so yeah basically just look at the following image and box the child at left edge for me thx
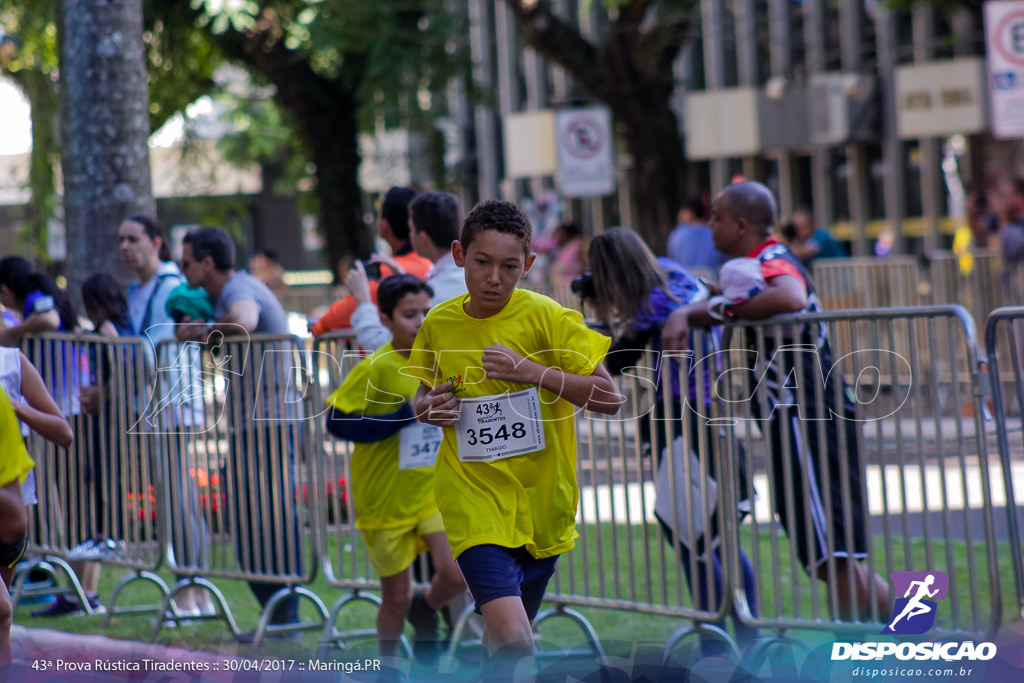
[0,385,35,667]
[324,274,466,661]
[406,199,624,669]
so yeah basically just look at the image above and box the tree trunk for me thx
[609,84,687,254]
[205,23,370,282]
[60,0,154,294]
[288,78,368,278]
[503,0,690,254]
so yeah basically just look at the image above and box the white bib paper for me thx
[455,389,546,462]
[398,422,443,470]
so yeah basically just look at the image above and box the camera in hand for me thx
[362,260,382,280]
[570,271,595,300]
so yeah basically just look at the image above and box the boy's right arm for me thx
[412,382,459,427]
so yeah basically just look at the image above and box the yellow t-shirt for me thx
[0,387,34,488]
[326,342,438,531]
[405,288,611,559]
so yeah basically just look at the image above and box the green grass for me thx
[14,525,1020,666]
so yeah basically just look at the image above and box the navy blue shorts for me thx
[456,545,558,621]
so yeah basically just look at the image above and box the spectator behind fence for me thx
[407,200,623,675]
[546,222,587,285]
[0,387,36,666]
[662,181,890,622]
[587,227,758,646]
[0,256,80,424]
[0,257,77,347]
[966,189,999,250]
[345,191,468,352]
[666,198,725,272]
[35,273,135,617]
[118,214,213,619]
[175,226,304,636]
[325,274,466,662]
[249,248,288,303]
[784,208,847,269]
[995,178,1024,270]
[311,186,431,336]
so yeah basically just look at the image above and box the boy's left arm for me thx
[482,344,623,415]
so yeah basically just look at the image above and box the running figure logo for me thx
[882,571,949,635]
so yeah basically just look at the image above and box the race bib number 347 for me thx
[455,389,546,462]
[399,422,443,470]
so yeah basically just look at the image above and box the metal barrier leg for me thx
[100,569,170,629]
[662,622,742,666]
[149,577,242,642]
[318,589,412,660]
[438,601,481,673]
[10,558,60,610]
[532,604,607,663]
[13,555,101,615]
[742,633,813,679]
[248,585,329,647]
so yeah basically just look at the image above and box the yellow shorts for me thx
[362,511,445,578]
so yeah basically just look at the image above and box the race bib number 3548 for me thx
[455,389,546,462]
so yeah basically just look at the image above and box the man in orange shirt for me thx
[311,186,431,335]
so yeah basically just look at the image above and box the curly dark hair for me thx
[460,199,532,257]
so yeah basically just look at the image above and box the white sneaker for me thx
[94,539,127,560]
[66,540,100,561]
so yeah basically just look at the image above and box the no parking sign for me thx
[985,0,1024,138]
[555,107,615,198]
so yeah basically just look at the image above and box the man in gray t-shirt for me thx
[176,226,303,630]
[214,270,290,334]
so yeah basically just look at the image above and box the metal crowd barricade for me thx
[147,334,327,644]
[15,333,163,618]
[812,256,924,311]
[717,306,1001,640]
[306,330,393,654]
[982,307,1024,619]
[930,250,1007,334]
[538,332,739,661]
[519,279,582,311]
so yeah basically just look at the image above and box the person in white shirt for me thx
[347,192,468,351]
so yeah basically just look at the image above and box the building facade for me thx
[459,1,1024,255]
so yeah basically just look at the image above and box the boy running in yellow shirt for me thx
[325,275,466,659]
[407,200,623,668]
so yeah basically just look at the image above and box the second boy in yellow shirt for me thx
[326,274,465,660]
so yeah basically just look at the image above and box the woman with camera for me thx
[586,227,757,645]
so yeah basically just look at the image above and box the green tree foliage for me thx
[1,1,61,260]
[179,0,468,275]
[3,0,465,276]
[503,0,699,251]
